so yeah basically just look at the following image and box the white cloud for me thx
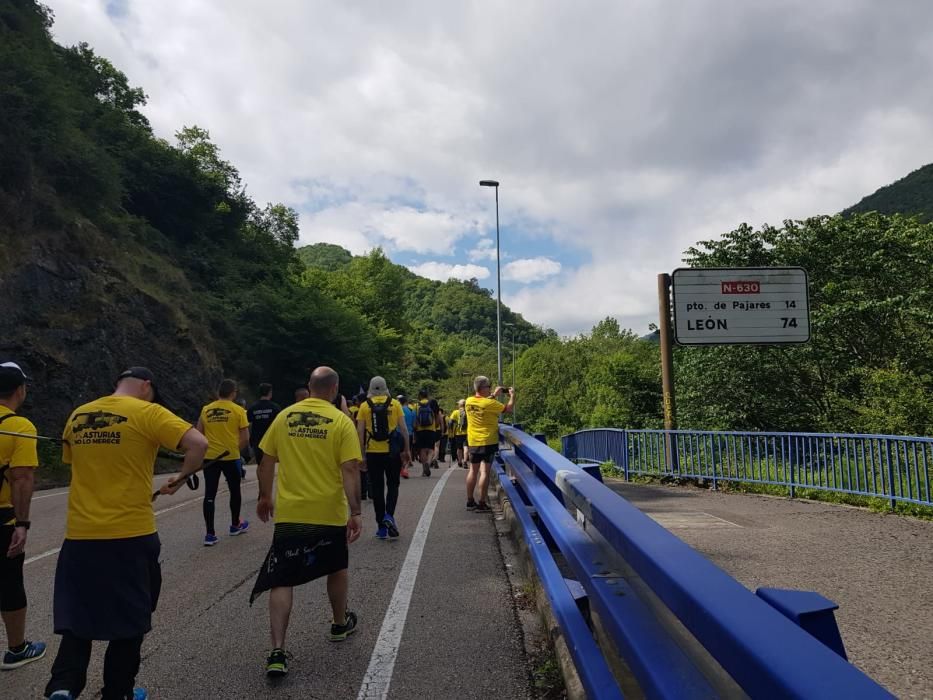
[409,262,490,282]
[468,238,497,262]
[502,257,562,283]
[46,0,933,334]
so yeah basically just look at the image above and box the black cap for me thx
[0,362,29,393]
[116,366,161,403]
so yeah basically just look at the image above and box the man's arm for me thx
[357,420,367,460]
[256,452,277,522]
[503,388,516,414]
[340,458,363,543]
[238,426,250,450]
[160,428,209,494]
[7,467,35,557]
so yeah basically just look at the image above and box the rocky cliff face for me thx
[0,220,222,434]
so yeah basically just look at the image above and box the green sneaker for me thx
[266,648,289,677]
[330,611,358,642]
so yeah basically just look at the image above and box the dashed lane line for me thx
[357,467,454,700]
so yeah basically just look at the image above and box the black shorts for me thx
[414,431,437,450]
[0,525,26,612]
[469,444,499,465]
[452,436,466,451]
[250,523,348,605]
[53,534,162,640]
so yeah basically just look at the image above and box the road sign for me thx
[672,267,810,345]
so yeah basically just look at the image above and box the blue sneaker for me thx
[204,533,219,546]
[229,519,249,536]
[382,514,399,538]
[1,640,46,670]
[134,689,149,700]
[375,526,388,539]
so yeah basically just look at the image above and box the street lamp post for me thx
[504,322,517,424]
[461,371,473,397]
[479,179,503,385]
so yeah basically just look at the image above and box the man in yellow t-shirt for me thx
[0,362,46,670]
[447,398,468,469]
[356,377,409,539]
[46,366,208,700]
[412,390,440,477]
[465,376,515,512]
[251,366,363,678]
[197,379,250,545]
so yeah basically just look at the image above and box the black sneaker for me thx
[330,611,358,642]
[266,648,289,677]
[474,502,492,512]
[466,499,477,510]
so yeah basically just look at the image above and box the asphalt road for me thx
[607,480,933,700]
[4,463,530,700]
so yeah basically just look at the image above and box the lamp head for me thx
[479,180,499,187]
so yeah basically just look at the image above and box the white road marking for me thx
[646,511,741,529]
[357,468,454,700]
[24,546,61,565]
[31,474,178,501]
[24,480,259,566]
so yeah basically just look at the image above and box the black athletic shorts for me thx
[452,436,466,451]
[469,444,499,465]
[0,525,26,612]
[414,430,437,450]
[250,523,348,605]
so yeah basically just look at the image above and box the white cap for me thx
[368,376,389,397]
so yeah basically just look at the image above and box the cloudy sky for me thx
[48,0,933,334]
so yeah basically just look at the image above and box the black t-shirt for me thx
[247,399,281,446]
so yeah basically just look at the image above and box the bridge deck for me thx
[9,466,530,700]
[607,480,933,699]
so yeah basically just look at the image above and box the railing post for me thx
[621,430,630,481]
[789,436,797,499]
[885,439,896,511]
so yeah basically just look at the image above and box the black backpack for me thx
[416,401,435,429]
[457,409,467,432]
[367,399,391,442]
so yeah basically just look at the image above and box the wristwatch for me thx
[15,521,30,530]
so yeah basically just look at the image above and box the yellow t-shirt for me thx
[200,399,248,460]
[356,397,403,454]
[465,396,505,447]
[0,407,39,525]
[349,405,359,422]
[258,398,362,526]
[62,395,192,539]
[448,408,467,437]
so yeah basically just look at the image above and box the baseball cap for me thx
[116,366,161,403]
[0,362,29,393]
[368,376,389,397]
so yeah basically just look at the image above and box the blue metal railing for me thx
[561,428,933,508]
[499,426,893,698]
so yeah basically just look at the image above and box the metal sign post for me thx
[657,273,678,473]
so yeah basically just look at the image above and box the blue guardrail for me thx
[561,428,933,509]
[498,425,893,699]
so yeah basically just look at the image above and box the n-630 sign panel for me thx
[672,267,810,345]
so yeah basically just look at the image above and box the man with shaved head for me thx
[45,366,208,700]
[251,366,363,678]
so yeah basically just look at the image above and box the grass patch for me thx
[531,647,566,699]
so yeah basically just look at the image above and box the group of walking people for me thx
[0,359,514,698]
